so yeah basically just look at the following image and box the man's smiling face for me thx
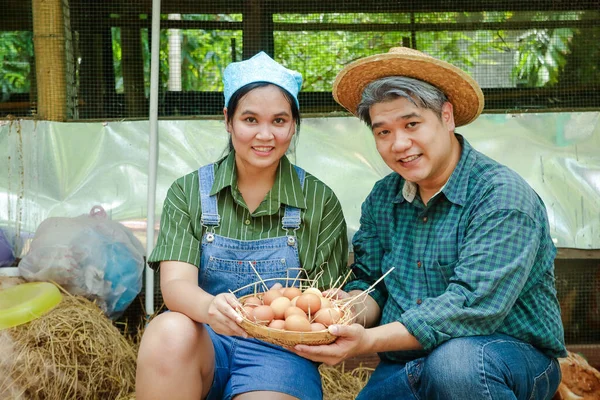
[369,97,458,195]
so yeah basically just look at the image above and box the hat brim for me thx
[333,52,484,127]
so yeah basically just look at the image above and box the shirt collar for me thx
[397,134,474,206]
[210,152,307,210]
[210,152,237,195]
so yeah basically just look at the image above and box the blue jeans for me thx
[205,326,322,400]
[357,334,561,400]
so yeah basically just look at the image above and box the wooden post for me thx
[32,0,67,121]
[243,0,274,59]
[121,15,147,117]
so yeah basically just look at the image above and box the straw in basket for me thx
[231,263,393,347]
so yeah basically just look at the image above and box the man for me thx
[294,47,567,399]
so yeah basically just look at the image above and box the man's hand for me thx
[322,287,351,300]
[290,323,371,365]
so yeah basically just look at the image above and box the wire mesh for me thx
[2,0,599,367]
[1,1,599,119]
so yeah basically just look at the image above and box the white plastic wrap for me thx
[18,206,145,318]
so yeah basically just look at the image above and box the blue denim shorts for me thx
[205,325,322,400]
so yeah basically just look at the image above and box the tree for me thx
[0,32,33,101]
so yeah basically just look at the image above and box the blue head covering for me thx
[223,51,303,109]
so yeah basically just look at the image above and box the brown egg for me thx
[296,293,321,316]
[269,296,292,319]
[310,322,327,331]
[284,306,308,319]
[282,287,303,301]
[285,315,312,332]
[313,308,341,326]
[303,287,322,297]
[262,289,283,306]
[241,306,255,318]
[291,296,299,307]
[244,296,262,307]
[252,305,274,325]
[268,319,286,330]
[320,297,332,309]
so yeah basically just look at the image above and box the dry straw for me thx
[234,275,352,346]
[232,266,353,346]
[0,289,137,400]
[233,266,394,347]
[320,363,373,400]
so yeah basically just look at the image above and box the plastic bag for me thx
[18,206,145,319]
[0,228,15,268]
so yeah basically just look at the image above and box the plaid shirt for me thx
[345,135,567,362]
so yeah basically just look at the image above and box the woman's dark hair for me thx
[225,82,301,151]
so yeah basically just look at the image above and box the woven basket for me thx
[236,292,341,347]
[233,271,352,346]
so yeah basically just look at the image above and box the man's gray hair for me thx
[356,76,449,128]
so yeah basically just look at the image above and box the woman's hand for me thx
[206,292,248,338]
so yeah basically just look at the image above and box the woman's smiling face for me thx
[226,84,296,172]
[369,97,459,194]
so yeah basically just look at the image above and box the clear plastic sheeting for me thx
[1,112,599,258]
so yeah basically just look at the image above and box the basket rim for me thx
[239,317,337,345]
[235,291,349,345]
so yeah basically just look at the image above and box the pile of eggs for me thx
[238,286,343,332]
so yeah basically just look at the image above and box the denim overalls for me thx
[197,163,322,400]
[198,163,305,295]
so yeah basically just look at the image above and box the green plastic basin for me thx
[0,282,62,330]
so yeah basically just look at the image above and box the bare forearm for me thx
[365,321,423,353]
[161,278,214,323]
[346,291,422,354]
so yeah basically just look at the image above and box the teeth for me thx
[401,155,419,162]
[254,147,272,152]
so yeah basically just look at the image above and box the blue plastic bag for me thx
[18,206,145,319]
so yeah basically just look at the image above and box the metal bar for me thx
[145,0,161,316]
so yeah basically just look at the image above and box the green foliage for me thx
[176,28,242,91]
[1,10,597,104]
[512,28,571,87]
[138,14,243,94]
[112,28,124,93]
[0,31,33,99]
[556,13,600,86]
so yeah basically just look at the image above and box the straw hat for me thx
[333,47,484,127]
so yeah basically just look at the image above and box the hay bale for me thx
[320,363,373,400]
[0,292,137,399]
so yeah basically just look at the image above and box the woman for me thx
[136,52,348,400]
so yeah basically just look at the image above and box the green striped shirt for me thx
[149,152,349,289]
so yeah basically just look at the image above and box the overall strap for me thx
[199,164,220,227]
[282,165,306,231]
